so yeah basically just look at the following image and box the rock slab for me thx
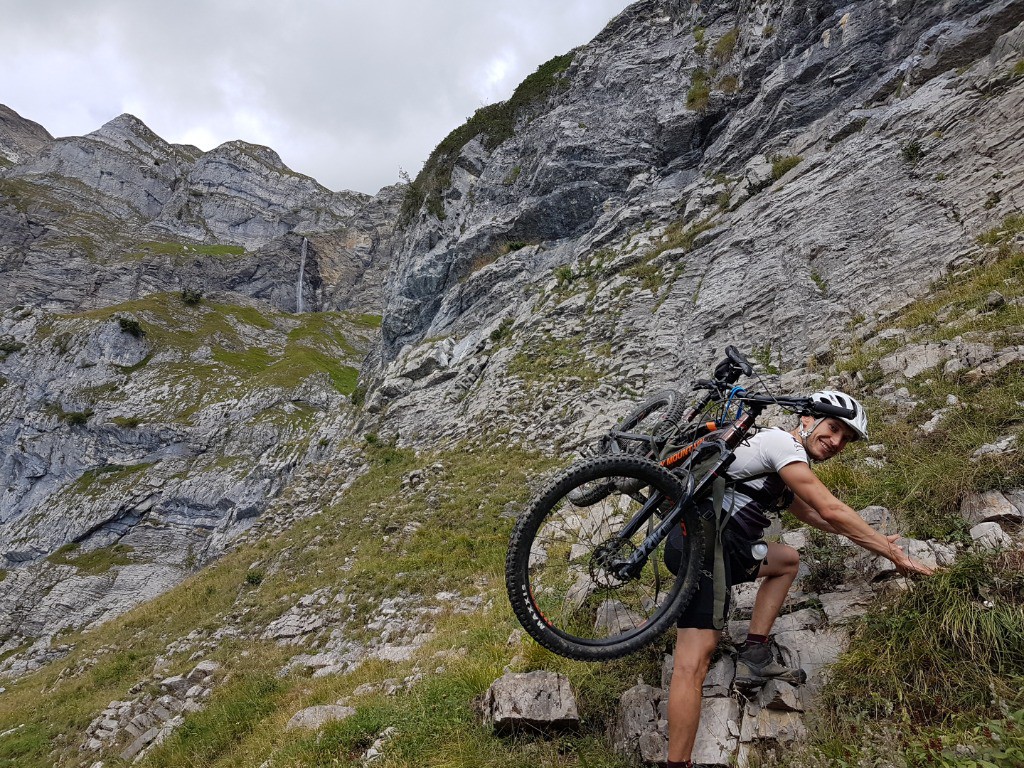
[482,671,580,734]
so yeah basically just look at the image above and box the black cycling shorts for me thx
[664,516,765,630]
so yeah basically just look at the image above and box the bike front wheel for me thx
[506,454,704,661]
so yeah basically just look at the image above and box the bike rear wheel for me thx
[615,388,687,455]
[506,454,704,661]
[567,389,687,506]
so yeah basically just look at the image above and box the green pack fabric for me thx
[710,472,729,630]
[676,442,734,630]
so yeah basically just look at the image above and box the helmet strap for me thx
[799,418,824,440]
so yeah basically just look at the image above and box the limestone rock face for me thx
[0,107,399,316]
[0,296,375,642]
[0,99,402,643]
[365,0,1024,451]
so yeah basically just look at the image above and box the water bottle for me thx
[751,541,769,560]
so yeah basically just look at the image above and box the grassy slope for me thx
[784,217,1024,767]
[64,293,373,423]
[0,444,657,768]
[1,224,1021,767]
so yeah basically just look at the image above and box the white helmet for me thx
[808,390,869,440]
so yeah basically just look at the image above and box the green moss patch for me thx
[47,543,135,575]
[69,297,370,419]
[508,332,608,385]
[65,463,154,500]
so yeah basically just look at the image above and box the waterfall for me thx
[296,237,307,314]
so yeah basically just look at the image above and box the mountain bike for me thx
[504,347,856,661]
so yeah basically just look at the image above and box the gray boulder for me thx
[970,521,1013,551]
[286,704,357,731]
[610,684,667,764]
[693,696,742,767]
[960,490,1024,525]
[482,671,580,734]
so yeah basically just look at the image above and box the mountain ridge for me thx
[0,2,1023,764]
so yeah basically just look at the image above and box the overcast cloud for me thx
[0,0,630,194]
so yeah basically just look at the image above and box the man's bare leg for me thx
[747,542,799,636]
[667,627,720,762]
[735,542,805,690]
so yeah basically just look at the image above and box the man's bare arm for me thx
[787,495,839,534]
[779,461,934,576]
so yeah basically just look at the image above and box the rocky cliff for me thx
[0,105,51,166]
[367,0,1024,452]
[0,109,398,314]
[0,107,398,642]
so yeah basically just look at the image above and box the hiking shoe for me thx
[734,643,807,691]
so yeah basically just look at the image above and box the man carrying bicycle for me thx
[665,391,935,768]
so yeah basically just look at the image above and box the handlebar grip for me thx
[725,346,753,376]
[810,401,856,420]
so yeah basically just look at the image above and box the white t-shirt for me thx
[722,428,808,538]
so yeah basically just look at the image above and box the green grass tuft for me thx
[508,333,608,385]
[712,29,739,63]
[770,154,803,181]
[901,139,925,164]
[686,69,711,111]
[823,552,1024,723]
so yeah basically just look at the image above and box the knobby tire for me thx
[616,389,687,446]
[506,454,704,661]
[566,389,687,507]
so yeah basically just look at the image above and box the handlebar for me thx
[805,400,857,420]
[693,347,855,420]
[694,378,727,391]
[733,393,856,420]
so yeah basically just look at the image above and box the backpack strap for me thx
[677,441,739,631]
[730,471,793,512]
[711,472,730,631]
[710,473,787,630]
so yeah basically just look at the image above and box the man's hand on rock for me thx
[885,534,935,577]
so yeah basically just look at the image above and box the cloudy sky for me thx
[0,0,630,194]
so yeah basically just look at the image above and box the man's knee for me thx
[763,543,799,577]
[780,544,800,574]
[672,630,718,681]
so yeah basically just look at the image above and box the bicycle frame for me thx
[504,345,863,659]
[586,342,860,583]
[606,403,766,581]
